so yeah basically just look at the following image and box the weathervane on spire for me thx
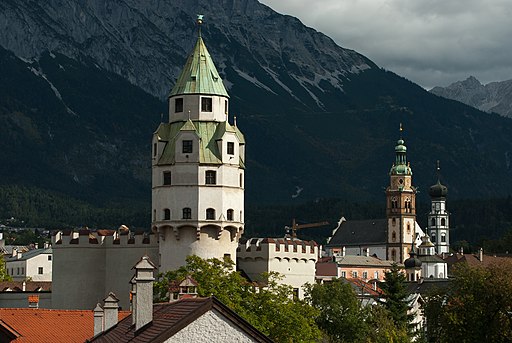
[436,160,441,180]
[197,14,204,37]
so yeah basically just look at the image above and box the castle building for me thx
[386,136,417,263]
[151,18,245,272]
[427,164,450,254]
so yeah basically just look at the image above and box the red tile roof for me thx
[0,308,129,343]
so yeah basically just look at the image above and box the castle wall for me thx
[51,230,158,310]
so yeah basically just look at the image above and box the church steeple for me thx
[427,161,450,254]
[386,125,417,263]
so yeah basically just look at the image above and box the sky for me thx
[259,0,512,89]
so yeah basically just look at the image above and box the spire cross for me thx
[436,160,441,181]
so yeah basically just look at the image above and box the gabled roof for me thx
[88,297,273,343]
[156,121,245,167]
[5,248,52,262]
[169,37,229,98]
[327,219,387,247]
[0,308,129,343]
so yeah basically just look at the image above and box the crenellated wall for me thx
[51,228,158,310]
[237,238,318,299]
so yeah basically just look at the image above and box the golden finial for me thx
[196,14,204,37]
[399,123,403,132]
[234,115,237,127]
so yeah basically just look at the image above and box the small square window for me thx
[182,140,193,154]
[48,255,52,261]
[227,142,234,155]
[341,271,346,278]
[175,98,183,113]
[206,208,215,220]
[38,267,43,274]
[206,170,216,185]
[201,97,212,112]
[163,171,172,185]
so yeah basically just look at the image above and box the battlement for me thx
[237,238,319,261]
[52,226,156,248]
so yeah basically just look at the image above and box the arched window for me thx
[392,231,396,242]
[391,249,397,261]
[407,223,411,234]
[431,218,436,227]
[153,209,156,221]
[441,218,446,226]
[441,233,446,243]
[227,209,234,221]
[182,208,192,219]
[431,234,436,243]
[206,208,215,220]
[163,209,171,220]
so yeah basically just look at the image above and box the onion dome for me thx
[404,246,422,269]
[390,138,412,175]
[429,179,448,199]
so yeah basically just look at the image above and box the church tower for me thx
[386,128,417,263]
[427,162,449,254]
[152,16,245,272]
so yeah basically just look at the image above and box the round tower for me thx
[152,16,245,272]
[386,125,417,263]
[427,161,450,254]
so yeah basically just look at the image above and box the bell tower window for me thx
[175,98,183,113]
[201,97,212,112]
[227,142,234,155]
[441,218,446,226]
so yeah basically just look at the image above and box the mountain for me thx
[1,0,512,229]
[430,76,512,118]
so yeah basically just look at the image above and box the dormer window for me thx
[201,97,212,112]
[175,98,183,113]
[227,142,234,155]
[182,140,193,154]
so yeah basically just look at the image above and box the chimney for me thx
[17,251,22,259]
[22,281,26,291]
[93,303,104,336]
[133,255,156,331]
[342,246,346,257]
[103,292,119,331]
[130,275,137,326]
[28,295,39,308]
[479,248,483,262]
[44,242,50,249]
[12,248,17,257]
[365,248,370,257]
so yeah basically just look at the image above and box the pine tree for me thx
[380,263,411,331]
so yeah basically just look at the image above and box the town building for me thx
[4,246,52,282]
[237,238,319,299]
[151,16,245,273]
[325,135,425,262]
[316,254,397,282]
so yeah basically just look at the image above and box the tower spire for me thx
[196,14,203,38]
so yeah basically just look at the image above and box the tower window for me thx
[227,209,234,221]
[392,231,396,242]
[432,234,436,243]
[407,223,411,234]
[182,208,192,219]
[163,209,171,220]
[201,97,212,112]
[391,250,397,262]
[163,171,172,185]
[175,98,184,113]
[205,170,217,185]
[206,208,215,220]
[153,143,157,157]
[441,233,446,243]
[182,140,193,153]
[239,173,243,187]
[431,218,436,227]
[153,210,156,221]
[224,100,228,114]
[441,218,446,226]
[227,142,235,155]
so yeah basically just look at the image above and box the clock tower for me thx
[386,131,417,263]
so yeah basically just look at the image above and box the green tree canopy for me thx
[0,254,12,281]
[154,255,321,343]
[380,264,411,332]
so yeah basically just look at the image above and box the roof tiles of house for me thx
[444,252,512,272]
[0,308,130,343]
[333,255,396,267]
[89,297,273,343]
[327,219,387,246]
[5,248,52,262]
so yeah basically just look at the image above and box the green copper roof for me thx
[169,37,229,98]
[156,121,245,167]
[390,138,412,175]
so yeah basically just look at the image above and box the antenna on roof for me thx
[196,14,204,38]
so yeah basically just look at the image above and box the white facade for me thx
[5,248,52,282]
[417,235,448,279]
[428,196,450,254]
[237,238,319,299]
[168,310,260,343]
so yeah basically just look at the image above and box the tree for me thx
[0,254,12,281]
[364,305,410,343]
[423,261,512,343]
[305,279,367,343]
[155,255,321,343]
[380,264,411,332]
